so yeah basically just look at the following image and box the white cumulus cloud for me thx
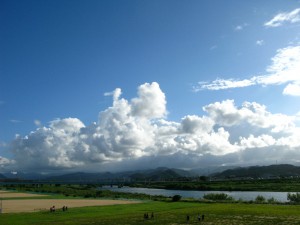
[203,100,295,133]
[283,82,300,96]
[4,82,300,172]
[131,82,167,119]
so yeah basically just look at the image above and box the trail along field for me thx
[1,199,140,213]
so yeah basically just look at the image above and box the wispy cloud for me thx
[194,45,300,96]
[256,40,264,46]
[210,45,217,51]
[34,120,42,127]
[234,23,248,31]
[264,8,300,27]
[195,78,256,91]
[10,119,22,123]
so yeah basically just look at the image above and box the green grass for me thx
[1,201,300,225]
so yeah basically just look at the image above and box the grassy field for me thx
[1,201,300,225]
[1,185,300,224]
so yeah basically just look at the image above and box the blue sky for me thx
[1,0,300,173]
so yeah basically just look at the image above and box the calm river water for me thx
[101,186,293,202]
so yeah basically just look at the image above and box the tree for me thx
[255,195,266,203]
[287,193,300,203]
[199,176,208,181]
[172,195,182,202]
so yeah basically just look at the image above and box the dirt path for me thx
[1,199,140,213]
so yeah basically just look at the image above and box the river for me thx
[101,186,293,202]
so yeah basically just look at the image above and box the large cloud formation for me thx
[5,82,300,172]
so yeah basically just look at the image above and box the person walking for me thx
[186,214,190,223]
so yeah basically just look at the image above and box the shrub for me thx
[84,194,92,198]
[267,197,278,204]
[287,192,300,203]
[199,176,208,181]
[203,193,234,201]
[172,195,182,202]
[255,195,266,203]
[95,191,102,197]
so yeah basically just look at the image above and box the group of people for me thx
[186,214,205,223]
[142,212,204,222]
[49,205,68,212]
[143,212,154,220]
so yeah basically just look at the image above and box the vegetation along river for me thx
[101,186,293,202]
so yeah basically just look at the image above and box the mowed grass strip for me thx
[1,201,300,225]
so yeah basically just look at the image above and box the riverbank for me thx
[102,186,293,202]
[130,178,300,192]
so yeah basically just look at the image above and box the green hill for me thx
[214,164,300,179]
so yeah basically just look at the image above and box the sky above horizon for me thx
[1,0,300,173]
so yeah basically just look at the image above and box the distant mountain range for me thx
[0,167,195,182]
[45,167,194,182]
[213,164,300,179]
[1,164,300,182]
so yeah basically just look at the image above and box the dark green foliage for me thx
[255,195,266,203]
[131,178,300,192]
[287,192,300,203]
[267,197,279,204]
[199,175,208,181]
[172,194,181,202]
[203,193,234,201]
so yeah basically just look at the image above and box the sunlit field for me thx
[1,198,300,225]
